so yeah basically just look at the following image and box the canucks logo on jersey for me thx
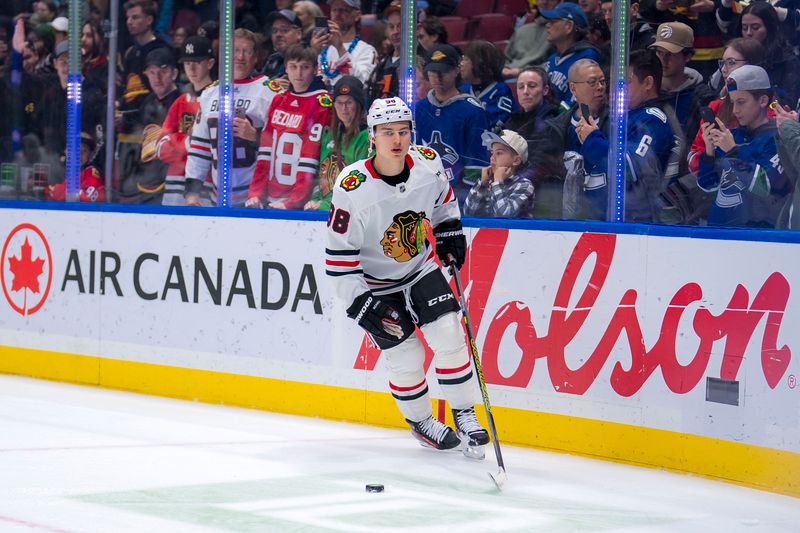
[340,169,367,191]
[381,211,428,263]
[425,131,458,167]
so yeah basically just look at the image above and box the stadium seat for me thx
[450,40,469,53]
[437,16,469,42]
[472,13,515,41]
[172,9,201,34]
[454,1,494,18]
[495,0,530,17]
[506,81,518,104]
[495,39,510,54]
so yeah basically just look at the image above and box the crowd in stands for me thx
[1,0,800,228]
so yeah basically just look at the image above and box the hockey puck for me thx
[365,483,384,493]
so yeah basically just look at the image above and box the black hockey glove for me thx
[433,219,466,269]
[347,292,406,342]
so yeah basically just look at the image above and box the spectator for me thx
[416,16,448,55]
[263,9,303,79]
[185,29,278,207]
[235,0,261,33]
[81,20,108,95]
[172,26,189,50]
[689,38,766,176]
[738,1,800,107]
[158,36,215,206]
[415,55,430,100]
[718,0,800,49]
[45,131,105,202]
[501,0,553,80]
[120,0,170,114]
[579,0,602,16]
[366,0,401,104]
[415,44,490,206]
[315,0,378,86]
[649,22,715,153]
[504,66,558,140]
[465,129,535,218]
[698,65,791,227]
[247,44,332,210]
[533,58,609,219]
[540,2,602,111]
[309,75,369,211]
[293,1,325,44]
[774,103,800,228]
[50,16,67,47]
[459,40,518,131]
[119,47,181,204]
[640,0,722,81]
[576,49,680,222]
[601,1,655,52]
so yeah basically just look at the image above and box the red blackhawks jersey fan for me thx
[184,29,280,207]
[247,44,332,210]
[325,96,491,456]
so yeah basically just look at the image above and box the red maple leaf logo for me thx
[8,237,45,294]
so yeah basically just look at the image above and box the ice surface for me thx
[0,375,797,532]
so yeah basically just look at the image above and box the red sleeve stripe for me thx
[389,379,427,392]
[443,187,454,204]
[325,259,360,267]
[436,361,472,375]
[190,144,211,152]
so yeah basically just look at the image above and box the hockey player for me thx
[184,29,280,207]
[246,44,331,210]
[158,36,215,206]
[325,97,490,453]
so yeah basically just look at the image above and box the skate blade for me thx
[489,467,507,490]
[461,441,486,460]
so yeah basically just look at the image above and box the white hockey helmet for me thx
[367,97,415,134]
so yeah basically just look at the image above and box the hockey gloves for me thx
[433,219,466,269]
[347,292,408,342]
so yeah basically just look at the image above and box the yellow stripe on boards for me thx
[1,345,798,498]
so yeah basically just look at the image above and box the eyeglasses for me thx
[718,58,746,69]
[375,128,411,138]
[573,78,607,88]
[334,99,356,108]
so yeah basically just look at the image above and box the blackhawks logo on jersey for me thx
[340,169,367,191]
[266,79,283,92]
[416,146,436,160]
[380,211,429,263]
[317,93,333,108]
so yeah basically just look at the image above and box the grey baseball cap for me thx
[726,65,771,92]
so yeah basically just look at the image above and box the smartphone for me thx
[699,106,718,128]
[580,103,591,121]
[314,16,329,33]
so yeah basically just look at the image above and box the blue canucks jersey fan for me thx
[540,2,602,111]
[416,44,490,207]
[698,66,791,228]
[576,50,681,222]
[458,40,518,131]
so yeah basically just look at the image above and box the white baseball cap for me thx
[51,17,69,33]
[481,130,529,164]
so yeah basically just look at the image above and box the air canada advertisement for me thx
[1,209,798,453]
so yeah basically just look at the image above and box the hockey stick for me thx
[447,256,507,490]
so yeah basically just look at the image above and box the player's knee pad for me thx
[420,311,469,368]
[382,333,426,384]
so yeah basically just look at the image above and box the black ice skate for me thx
[407,416,461,450]
[453,407,490,460]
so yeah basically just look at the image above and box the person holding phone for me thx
[698,66,791,228]
[315,0,377,86]
[576,50,681,222]
[262,9,303,79]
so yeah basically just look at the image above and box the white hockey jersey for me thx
[185,76,282,207]
[325,145,460,308]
